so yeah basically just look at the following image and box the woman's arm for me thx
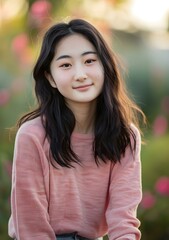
[9,127,56,240]
[106,126,142,240]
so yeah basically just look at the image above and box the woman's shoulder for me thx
[129,124,142,158]
[17,116,46,141]
[130,123,141,143]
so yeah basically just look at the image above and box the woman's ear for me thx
[45,71,57,88]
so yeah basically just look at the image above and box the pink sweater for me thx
[8,117,142,240]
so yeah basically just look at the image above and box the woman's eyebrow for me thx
[81,51,97,56]
[56,51,97,61]
[56,55,71,61]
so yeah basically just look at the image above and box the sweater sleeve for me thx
[8,128,56,240]
[106,127,142,240]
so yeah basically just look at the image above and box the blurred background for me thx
[0,0,169,239]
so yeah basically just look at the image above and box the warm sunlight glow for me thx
[130,0,169,30]
[0,0,28,21]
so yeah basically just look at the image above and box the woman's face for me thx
[46,33,104,109]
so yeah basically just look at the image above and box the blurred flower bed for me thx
[0,0,169,239]
[138,134,169,240]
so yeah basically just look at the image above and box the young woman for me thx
[8,19,146,240]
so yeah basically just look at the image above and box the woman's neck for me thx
[67,101,96,134]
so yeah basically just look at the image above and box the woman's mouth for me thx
[73,84,93,91]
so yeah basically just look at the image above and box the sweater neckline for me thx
[71,131,94,140]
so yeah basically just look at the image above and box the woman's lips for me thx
[73,84,93,90]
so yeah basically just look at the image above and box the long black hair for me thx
[18,18,146,168]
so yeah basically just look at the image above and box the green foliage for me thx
[141,135,169,189]
[0,159,11,240]
[138,135,169,240]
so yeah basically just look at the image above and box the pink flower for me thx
[11,33,28,55]
[155,177,169,196]
[0,89,10,106]
[29,0,51,29]
[30,0,51,19]
[11,33,32,66]
[153,115,168,136]
[140,191,156,209]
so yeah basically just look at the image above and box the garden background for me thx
[0,0,169,239]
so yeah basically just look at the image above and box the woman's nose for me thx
[74,65,87,81]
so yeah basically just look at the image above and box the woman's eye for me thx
[60,63,71,68]
[85,59,96,64]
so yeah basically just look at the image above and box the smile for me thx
[73,84,93,90]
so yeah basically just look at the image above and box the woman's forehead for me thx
[54,34,96,57]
